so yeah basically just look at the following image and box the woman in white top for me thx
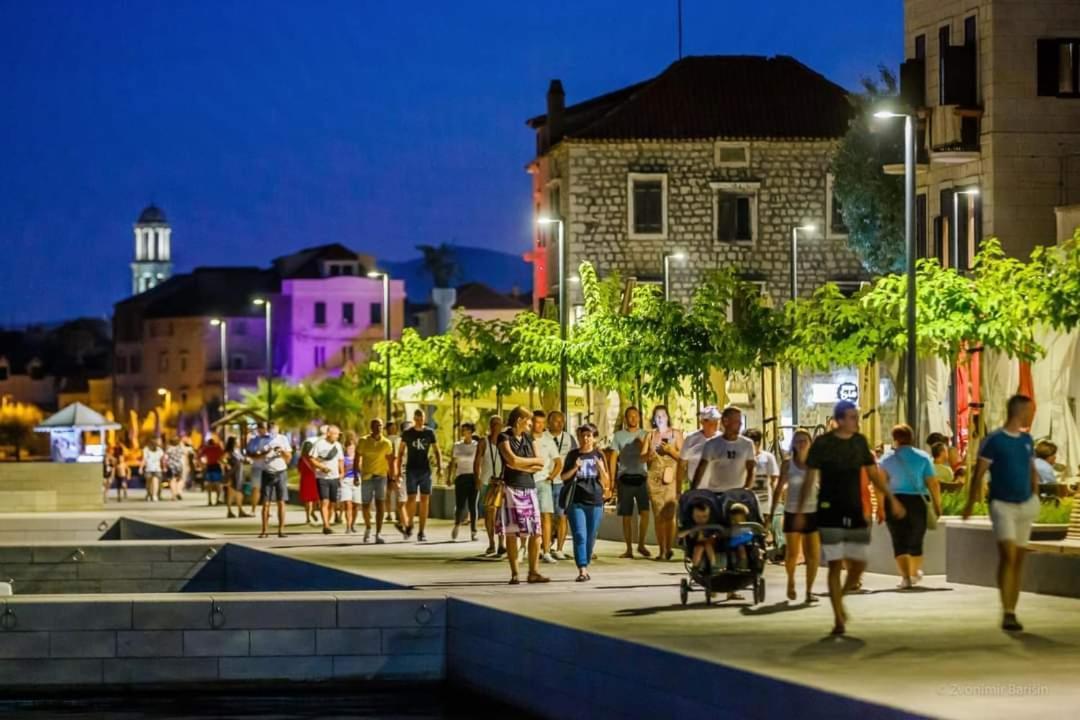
[448,423,479,542]
[770,429,820,604]
[474,415,505,556]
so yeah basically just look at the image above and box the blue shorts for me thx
[261,469,289,503]
[406,471,433,496]
[205,467,223,484]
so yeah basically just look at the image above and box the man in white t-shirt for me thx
[680,406,723,489]
[745,428,780,513]
[692,406,755,493]
[257,422,293,538]
[141,436,166,502]
[309,425,345,536]
[531,411,564,565]
[547,411,577,559]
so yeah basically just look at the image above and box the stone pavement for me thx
[4,497,1080,719]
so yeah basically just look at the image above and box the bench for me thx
[1029,492,1080,556]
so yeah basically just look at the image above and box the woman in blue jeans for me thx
[560,424,612,582]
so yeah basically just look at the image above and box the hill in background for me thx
[383,246,532,303]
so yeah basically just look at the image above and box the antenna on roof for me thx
[676,0,683,60]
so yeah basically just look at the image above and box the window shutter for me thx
[735,197,752,241]
[1037,39,1059,96]
[717,193,736,242]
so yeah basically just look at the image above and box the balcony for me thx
[928,105,981,164]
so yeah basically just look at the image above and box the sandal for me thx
[618,551,633,559]
[575,575,588,583]
[509,576,520,585]
[527,572,551,584]
[258,533,268,539]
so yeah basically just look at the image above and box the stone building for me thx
[899,0,1080,264]
[130,205,173,295]
[525,55,868,313]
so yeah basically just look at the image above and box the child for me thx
[1034,440,1058,485]
[727,502,754,571]
[689,501,719,572]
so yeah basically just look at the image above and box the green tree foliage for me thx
[0,402,44,461]
[416,243,460,288]
[831,67,905,274]
[1029,229,1080,332]
[782,283,883,370]
[506,311,562,392]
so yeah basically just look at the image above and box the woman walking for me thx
[770,430,820,603]
[879,424,942,588]
[224,436,248,518]
[561,424,611,581]
[475,415,505,556]
[449,423,479,541]
[297,434,320,526]
[496,406,548,584]
[644,405,683,561]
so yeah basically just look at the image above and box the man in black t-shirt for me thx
[796,401,903,636]
[395,408,442,541]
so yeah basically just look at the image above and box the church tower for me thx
[131,204,173,294]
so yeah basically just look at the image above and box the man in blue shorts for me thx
[964,394,1040,632]
[396,409,442,542]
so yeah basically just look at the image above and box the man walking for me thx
[611,406,651,559]
[356,418,394,544]
[796,401,903,635]
[396,409,442,541]
[309,425,345,535]
[245,422,271,516]
[692,406,755,493]
[547,410,577,559]
[681,406,722,488]
[531,410,564,564]
[257,422,292,539]
[964,394,1041,632]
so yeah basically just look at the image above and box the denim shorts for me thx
[551,482,565,517]
[317,476,340,502]
[406,471,433,496]
[361,475,388,503]
[261,469,289,503]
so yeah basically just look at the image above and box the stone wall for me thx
[539,138,866,305]
[0,462,102,513]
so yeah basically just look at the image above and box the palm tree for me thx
[418,243,461,334]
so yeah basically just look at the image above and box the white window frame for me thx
[832,280,869,298]
[627,173,669,240]
[714,141,751,168]
[710,181,760,246]
[726,280,769,322]
[826,173,848,240]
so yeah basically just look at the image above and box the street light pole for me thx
[253,298,273,424]
[537,216,568,418]
[156,387,171,416]
[210,319,228,414]
[662,251,687,302]
[789,224,815,427]
[368,270,392,422]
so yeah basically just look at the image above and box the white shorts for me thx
[989,495,1040,546]
[339,479,355,503]
[535,479,555,514]
[819,526,871,563]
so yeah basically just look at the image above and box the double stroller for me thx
[676,488,768,605]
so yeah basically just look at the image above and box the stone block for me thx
[169,544,220,562]
[103,657,217,684]
[2,563,79,581]
[0,631,49,658]
[150,562,206,580]
[331,654,443,680]
[3,599,132,631]
[218,655,332,681]
[211,597,336,629]
[50,630,116,658]
[116,630,184,658]
[133,599,215,630]
[0,658,102,685]
[183,630,250,657]
[76,563,153,580]
[315,628,380,656]
[337,597,446,629]
[0,547,32,563]
[381,628,443,655]
[249,629,315,656]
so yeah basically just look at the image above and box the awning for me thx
[34,402,121,432]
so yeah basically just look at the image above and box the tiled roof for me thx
[123,267,277,319]
[272,243,371,279]
[530,55,851,142]
[453,282,530,310]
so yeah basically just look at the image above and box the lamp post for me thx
[789,223,816,426]
[209,318,228,414]
[157,387,172,416]
[952,188,980,272]
[537,216,568,418]
[874,110,918,434]
[662,251,688,302]
[367,270,393,422]
[252,298,273,424]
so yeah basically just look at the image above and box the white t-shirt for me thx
[784,461,817,514]
[753,450,781,508]
[452,440,478,478]
[309,438,343,479]
[697,435,755,492]
[549,430,577,464]
[681,430,718,482]
[143,447,165,473]
[533,432,561,484]
[264,433,292,473]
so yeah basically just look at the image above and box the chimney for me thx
[546,79,565,149]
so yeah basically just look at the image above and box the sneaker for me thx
[470,532,478,541]
[451,525,460,541]
[897,577,913,590]
[483,545,496,556]
[552,551,567,560]
[405,525,414,539]
[375,535,385,545]
[1002,613,1024,632]
[363,528,371,543]
[417,532,427,542]
[541,553,558,564]
[496,546,506,557]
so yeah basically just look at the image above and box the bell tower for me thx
[131,204,173,294]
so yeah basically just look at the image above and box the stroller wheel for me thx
[680,578,689,606]
[754,576,766,605]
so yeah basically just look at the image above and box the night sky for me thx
[0,0,901,325]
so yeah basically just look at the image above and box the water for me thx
[0,687,527,719]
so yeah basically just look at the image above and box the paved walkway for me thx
[4,497,1079,719]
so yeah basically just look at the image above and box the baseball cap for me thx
[698,406,722,420]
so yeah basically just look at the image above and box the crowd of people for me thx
[101,392,1051,636]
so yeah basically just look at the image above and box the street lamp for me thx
[210,318,228,414]
[874,109,918,434]
[952,188,980,272]
[662,251,688,302]
[789,223,816,426]
[367,270,393,422]
[252,298,273,424]
[157,387,172,416]
[537,215,568,418]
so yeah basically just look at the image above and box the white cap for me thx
[698,406,722,420]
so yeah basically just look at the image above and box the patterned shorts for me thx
[495,487,541,538]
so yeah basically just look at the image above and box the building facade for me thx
[526,56,868,314]
[901,0,1080,264]
[130,205,173,294]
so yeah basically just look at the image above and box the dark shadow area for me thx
[740,600,815,616]
[792,635,867,658]
[1009,631,1077,652]
[613,600,750,617]
[868,586,954,595]
[183,544,402,592]
[99,517,206,541]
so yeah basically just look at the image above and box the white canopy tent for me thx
[34,402,120,463]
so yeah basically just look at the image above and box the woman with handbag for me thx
[496,406,548,584]
[475,415,505,557]
[878,424,943,589]
[643,405,683,562]
[560,423,611,582]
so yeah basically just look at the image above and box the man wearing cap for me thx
[680,406,723,489]
[692,406,755,493]
[796,400,903,636]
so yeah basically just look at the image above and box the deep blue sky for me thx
[0,0,901,325]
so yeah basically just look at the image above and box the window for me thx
[1038,39,1080,97]
[964,16,976,48]
[370,302,383,325]
[627,173,667,238]
[826,174,847,237]
[179,352,188,373]
[329,265,341,276]
[711,181,759,244]
[28,361,44,381]
[314,302,327,326]
[0,362,8,381]
[230,354,246,371]
[341,265,353,276]
[714,142,750,167]
[314,346,327,369]
[914,34,926,60]
[115,355,127,375]
[158,352,168,372]
[916,193,929,261]
[833,281,868,298]
[939,25,950,104]
[149,322,158,339]
[342,302,355,325]
[130,354,141,373]
[726,281,768,323]
[234,320,247,336]
[342,346,355,364]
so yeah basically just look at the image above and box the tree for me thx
[831,66,906,274]
[0,402,44,461]
[1030,229,1080,333]
[416,243,460,288]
